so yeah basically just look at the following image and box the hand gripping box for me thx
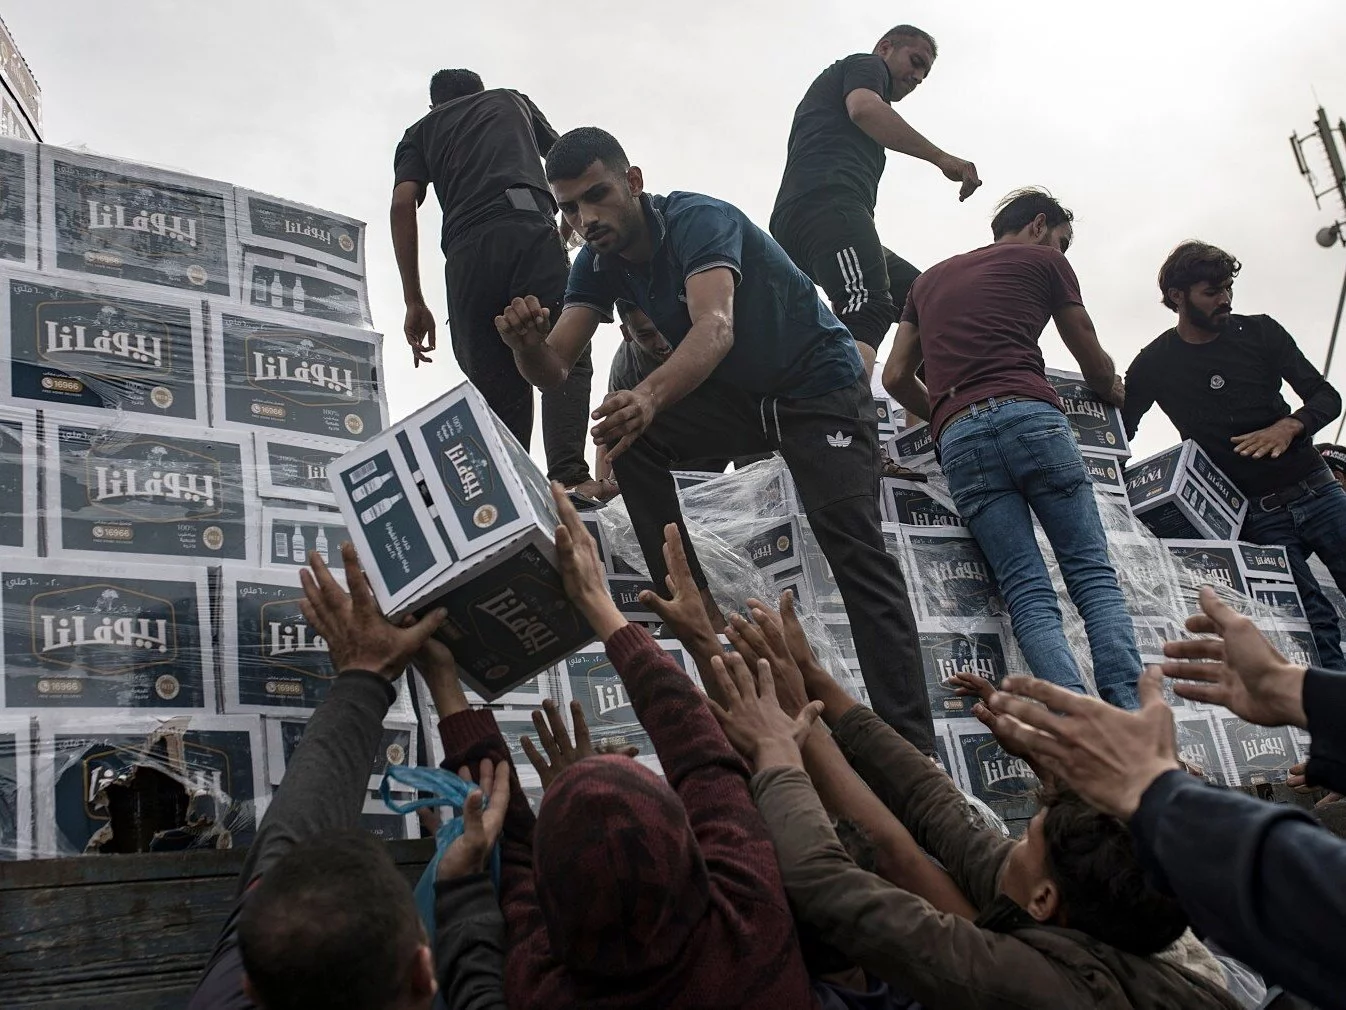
[44,414,258,566]
[0,560,214,713]
[329,383,594,700]
[1044,368,1129,456]
[1125,442,1246,541]
[0,269,210,423]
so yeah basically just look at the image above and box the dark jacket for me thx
[750,704,1241,1010]
[1130,664,1346,1010]
[437,622,819,1009]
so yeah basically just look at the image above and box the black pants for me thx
[444,210,593,485]
[610,376,935,753]
[771,196,920,351]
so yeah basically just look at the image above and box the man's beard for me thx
[1184,303,1231,333]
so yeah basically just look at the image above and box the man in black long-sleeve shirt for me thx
[1123,240,1346,669]
[189,544,508,1010]
[987,587,1346,1010]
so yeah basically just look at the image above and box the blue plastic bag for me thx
[381,764,502,933]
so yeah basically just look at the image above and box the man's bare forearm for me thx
[391,197,425,306]
[888,374,932,423]
[512,341,571,389]
[853,104,946,164]
[633,311,732,414]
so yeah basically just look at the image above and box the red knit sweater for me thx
[438,623,819,1009]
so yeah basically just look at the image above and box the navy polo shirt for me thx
[565,192,862,399]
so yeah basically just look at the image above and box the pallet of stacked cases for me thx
[0,558,214,713]
[208,302,386,443]
[259,506,350,569]
[328,382,595,702]
[234,189,366,277]
[40,146,240,299]
[242,253,372,329]
[43,413,258,565]
[0,135,36,269]
[33,713,267,857]
[1125,440,1247,541]
[0,715,33,858]
[901,526,1005,624]
[0,269,210,423]
[0,404,38,555]
[879,476,963,528]
[1044,368,1130,458]
[253,430,352,509]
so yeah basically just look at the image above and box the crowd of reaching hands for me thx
[189,484,1346,1010]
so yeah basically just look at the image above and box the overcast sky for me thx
[10,0,1346,464]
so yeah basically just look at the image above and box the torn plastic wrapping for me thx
[594,457,867,703]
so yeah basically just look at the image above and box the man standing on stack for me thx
[390,68,606,499]
[1124,241,1346,670]
[769,25,979,383]
[883,188,1141,709]
[496,127,936,755]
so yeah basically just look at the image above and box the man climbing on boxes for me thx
[495,127,936,755]
[1124,241,1346,671]
[391,68,610,502]
[768,23,980,479]
[883,188,1143,709]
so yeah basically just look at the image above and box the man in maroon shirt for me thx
[882,188,1141,708]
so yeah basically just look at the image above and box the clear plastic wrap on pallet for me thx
[234,188,367,277]
[593,457,864,699]
[243,252,372,328]
[40,145,241,299]
[0,135,37,270]
[28,713,268,859]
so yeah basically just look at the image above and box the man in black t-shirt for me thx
[1124,241,1346,669]
[770,25,980,379]
[391,69,603,497]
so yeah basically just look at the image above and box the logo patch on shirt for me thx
[1209,373,1226,390]
[826,431,853,448]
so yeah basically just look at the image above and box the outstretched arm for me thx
[845,89,979,201]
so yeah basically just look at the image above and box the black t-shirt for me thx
[1122,314,1342,496]
[772,54,893,217]
[394,88,559,250]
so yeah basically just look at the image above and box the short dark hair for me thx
[1041,790,1188,954]
[545,127,630,183]
[879,24,938,56]
[1157,240,1241,311]
[239,831,423,1010]
[429,68,484,105]
[991,187,1074,240]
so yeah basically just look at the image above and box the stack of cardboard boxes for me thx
[0,137,433,857]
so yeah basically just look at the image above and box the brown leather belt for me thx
[943,395,1029,430]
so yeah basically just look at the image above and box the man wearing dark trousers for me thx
[1124,241,1346,670]
[495,127,936,754]
[391,68,604,498]
[770,24,980,380]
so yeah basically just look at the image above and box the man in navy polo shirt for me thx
[495,127,935,753]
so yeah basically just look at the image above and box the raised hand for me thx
[723,598,809,716]
[437,759,511,880]
[987,668,1179,820]
[495,295,552,351]
[1161,586,1308,728]
[520,698,639,790]
[704,652,823,772]
[638,522,720,657]
[550,482,626,639]
[299,541,445,681]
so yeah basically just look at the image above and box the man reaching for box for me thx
[495,126,935,754]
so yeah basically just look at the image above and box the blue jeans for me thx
[939,399,1142,708]
[1241,479,1346,670]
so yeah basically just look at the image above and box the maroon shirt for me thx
[902,243,1084,439]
